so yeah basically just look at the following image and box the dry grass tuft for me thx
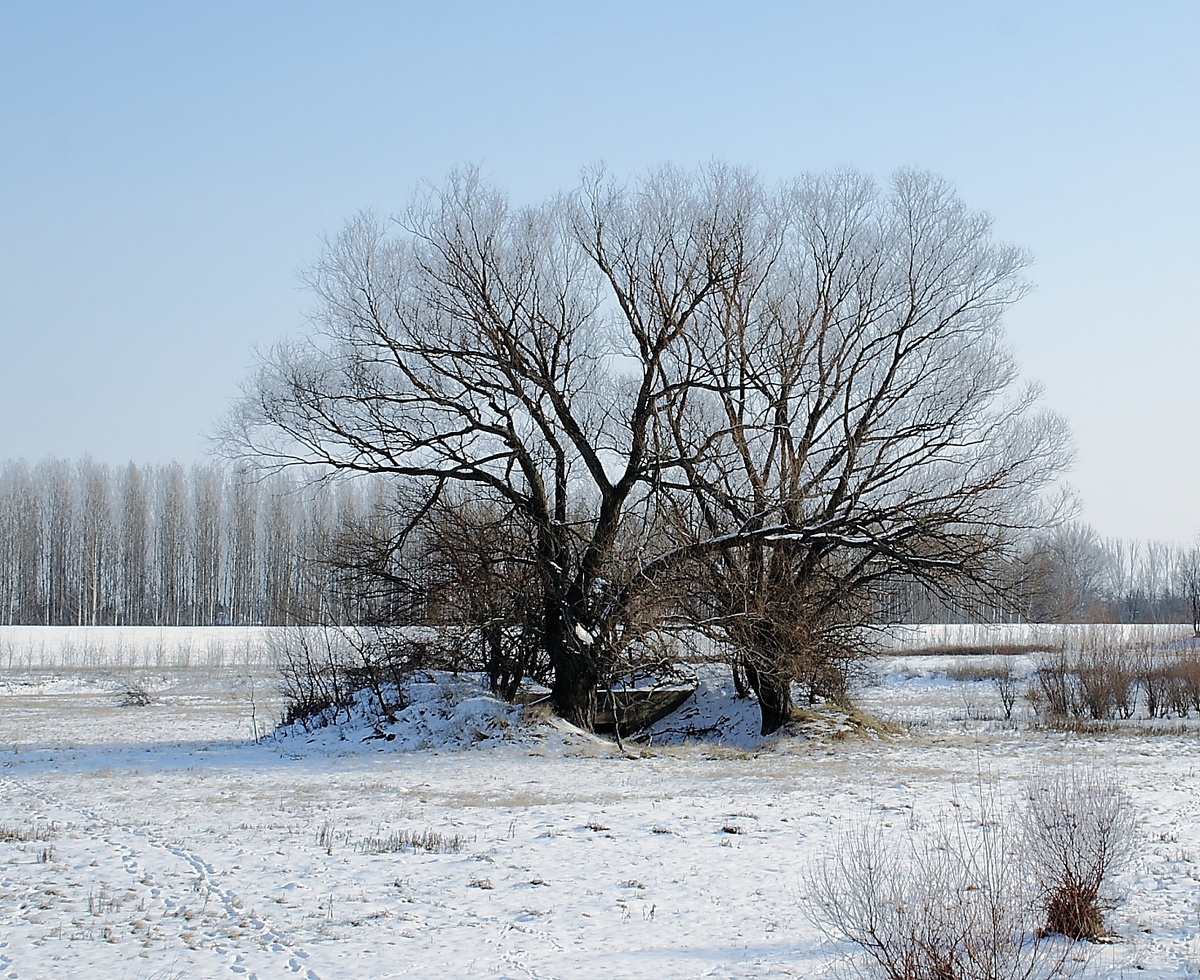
[0,821,55,842]
[358,828,464,855]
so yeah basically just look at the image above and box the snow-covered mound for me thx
[272,672,600,753]
[272,664,889,756]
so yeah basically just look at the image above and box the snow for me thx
[2,627,1200,978]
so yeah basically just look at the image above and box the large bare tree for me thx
[229,166,751,728]
[230,165,1069,733]
[645,169,1071,732]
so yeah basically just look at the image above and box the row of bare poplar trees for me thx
[1,456,1195,632]
[0,458,399,626]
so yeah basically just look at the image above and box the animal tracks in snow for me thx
[7,645,1200,979]
[0,773,324,980]
[0,938,16,980]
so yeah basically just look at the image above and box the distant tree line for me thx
[880,522,1200,631]
[1,458,1194,637]
[0,458,402,626]
[1018,522,1200,629]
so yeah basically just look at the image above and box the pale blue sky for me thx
[1,1,1197,540]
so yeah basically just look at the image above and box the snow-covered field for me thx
[0,626,282,670]
[2,628,1200,979]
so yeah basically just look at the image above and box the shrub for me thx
[808,769,1136,977]
[1024,768,1135,941]
[1028,643,1143,722]
[807,793,1070,980]
[1140,657,1175,719]
[272,626,359,726]
[273,621,539,729]
[1029,653,1077,719]
[1027,642,1200,723]
[1164,653,1200,717]
[273,624,455,727]
[113,675,158,707]
[945,660,1011,684]
[1075,647,1137,720]
[994,669,1020,720]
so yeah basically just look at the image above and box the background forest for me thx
[1,457,1195,631]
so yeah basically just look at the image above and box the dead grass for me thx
[358,828,464,854]
[0,821,55,842]
[944,660,1016,683]
[790,704,903,738]
[889,643,1046,658]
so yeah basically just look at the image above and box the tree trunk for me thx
[550,655,598,729]
[545,606,598,730]
[486,621,525,703]
[731,656,751,699]
[486,622,507,697]
[742,660,794,736]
